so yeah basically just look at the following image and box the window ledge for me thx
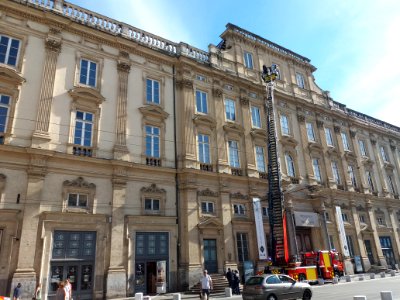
[64,207,90,213]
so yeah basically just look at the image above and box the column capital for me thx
[117,62,131,73]
[240,96,249,106]
[333,125,341,133]
[176,79,193,90]
[316,120,324,128]
[297,114,305,123]
[45,38,62,53]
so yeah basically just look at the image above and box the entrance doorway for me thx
[48,231,96,300]
[203,239,217,273]
[296,228,313,253]
[364,240,375,265]
[380,236,396,269]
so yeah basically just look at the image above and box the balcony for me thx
[73,145,93,157]
[200,163,213,172]
[258,172,268,180]
[231,168,243,176]
[146,157,161,167]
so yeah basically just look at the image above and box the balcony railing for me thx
[231,168,243,176]
[200,163,213,172]
[146,157,161,167]
[73,145,93,157]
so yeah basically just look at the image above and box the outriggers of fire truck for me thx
[261,66,344,283]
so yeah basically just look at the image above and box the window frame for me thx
[233,204,246,216]
[0,94,11,142]
[285,153,296,177]
[62,177,96,213]
[236,232,249,262]
[324,127,334,147]
[144,198,160,213]
[224,98,236,121]
[387,175,397,195]
[312,158,322,183]
[255,146,266,173]
[146,78,160,104]
[140,183,166,216]
[348,165,357,188]
[243,51,254,69]
[280,114,290,136]
[79,58,98,88]
[198,133,211,164]
[359,139,368,157]
[201,201,215,214]
[73,110,94,147]
[341,132,351,151]
[366,170,375,192]
[331,161,341,185]
[67,193,88,208]
[195,90,208,114]
[145,125,160,158]
[250,105,261,128]
[380,146,389,162]
[306,122,316,142]
[228,140,240,168]
[295,72,305,89]
[0,34,21,67]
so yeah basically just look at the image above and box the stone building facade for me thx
[0,0,399,299]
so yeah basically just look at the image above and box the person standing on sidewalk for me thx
[200,270,213,300]
[225,268,233,288]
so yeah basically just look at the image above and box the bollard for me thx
[390,270,395,277]
[173,293,181,300]
[380,291,393,300]
[353,296,367,300]
[318,278,324,285]
[370,273,375,279]
[359,275,364,281]
[380,272,386,278]
[225,287,232,297]
[135,293,143,300]
[333,277,339,284]
[345,275,351,282]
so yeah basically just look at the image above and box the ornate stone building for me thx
[0,0,399,299]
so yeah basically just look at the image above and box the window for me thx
[255,146,266,173]
[285,154,296,177]
[0,94,10,140]
[342,213,349,222]
[324,211,330,221]
[145,125,160,158]
[325,127,334,146]
[236,232,249,262]
[225,99,236,121]
[312,158,322,182]
[233,204,246,215]
[74,111,93,147]
[266,275,281,284]
[341,132,350,151]
[377,216,385,226]
[251,106,261,128]
[348,165,357,188]
[67,193,88,208]
[196,90,208,114]
[366,171,375,192]
[280,114,290,135]
[228,140,240,168]
[79,59,97,87]
[198,134,210,164]
[201,202,214,214]
[328,235,335,250]
[0,35,20,67]
[296,72,305,89]
[144,198,160,211]
[306,122,316,142]
[331,161,341,184]
[262,207,268,217]
[243,51,253,69]
[146,79,160,104]
[359,215,366,224]
[359,140,367,156]
[380,146,389,162]
[346,235,355,257]
[387,175,396,195]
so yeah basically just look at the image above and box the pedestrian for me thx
[55,281,66,300]
[200,269,213,300]
[13,283,22,300]
[232,270,240,295]
[264,265,272,274]
[65,278,72,300]
[225,268,233,288]
[34,282,42,300]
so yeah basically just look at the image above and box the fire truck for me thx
[260,66,345,283]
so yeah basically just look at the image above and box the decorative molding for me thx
[250,128,267,140]
[117,62,131,73]
[176,79,193,90]
[316,120,324,129]
[212,88,223,98]
[230,192,249,200]
[139,105,169,121]
[333,126,341,133]
[349,130,357,138]
[297,114,305,123]
[63,177,96,190]
[197,188,219,197]
[69,87,106,105]
[140,183,166,194]
[223,123,245,134]
[193,114,216,128]
[240,96,249,106]
[45,38,62,53]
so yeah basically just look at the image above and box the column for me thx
[370,135,389,196]
[296,112,315,184]
[315,119,335,187]
[317,201,330,250]
[332,125,351,190]
[351,131,369,193]
[113,61,131,160]
[350,200,370,271]
[388,142,400,195]
[106,169,128,298]
[221,190,236,270]
[32,34,62,147]
[387,207,400,263]
[285,198,298,259]
[12,154,48,298]
[366,200,387,267]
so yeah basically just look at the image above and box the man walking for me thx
[13,283,22,300]
[200,270,213,300]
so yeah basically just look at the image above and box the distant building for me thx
[0,1,399,299]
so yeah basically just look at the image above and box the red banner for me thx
[283,213,289,263]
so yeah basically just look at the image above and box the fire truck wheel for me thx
[302,289,312,300]
[267,295,277,300]
[298,274,306,282]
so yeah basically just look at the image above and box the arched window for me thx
[285,153,296,177]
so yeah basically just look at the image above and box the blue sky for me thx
[69,0,400,127]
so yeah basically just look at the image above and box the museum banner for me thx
[335,206,350,257]
[252,197,268,260]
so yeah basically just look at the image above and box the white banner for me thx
[335,206,350,257]
[253,197,268,260]
[294,211,319,227]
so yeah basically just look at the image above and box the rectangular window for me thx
[348,165,357,188]
[280,114,290,135]
[243,51,253,69]
[331,161,341,184]
[342,213,349,222]
[0,94,10,134]
[196,90,208,114]
[306,122,316,142]
[359,140,367,156]
[359,215,366,223]
[324,211,330,221]
[341,132,350,151]
[225,99,236,121]
[325,128,334,146]
[328,235,335,250]
[377,216,385,226]
[262,207,268,217]
[201,202,214,213]
[380,146,389,162]
[251,106,261,128]
[236,233,249,262]
[296,72,305,89]
[233,204,245,215]
[285,154,296,177]
[146,79,160,104]
[387,175,396,195]
[79,59,97,87]
[198,134,210,164]
[68,193,88,208]
[366,171,375,192]
[255,146,266,173]
[0,35,20,67]
[144,198,160,211]
[346,235,355,257]
[228,140,240,168]
[312,158,322,182]
[145,125,160,158]
[74,111,93,147]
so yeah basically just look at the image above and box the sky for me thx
[69,0,400,127]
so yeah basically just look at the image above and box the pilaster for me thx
[296,112,314,183]
[387,207,400,264]
[366,201,387,267]
[350,200,370,271]
[284,199,298,259]
[370,135,389,196]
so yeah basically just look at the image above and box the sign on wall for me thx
[252,198,268,260]
[293,211,319,227]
